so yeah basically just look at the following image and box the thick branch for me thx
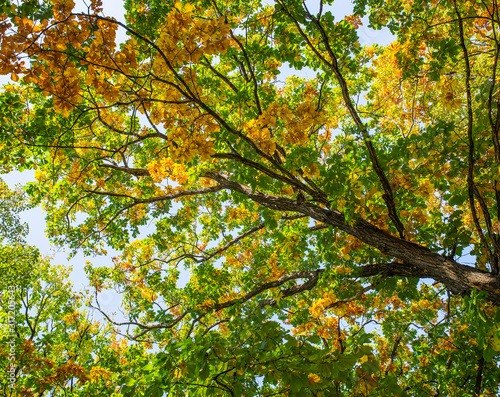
[358,262,424,279]
[205,171,500,303]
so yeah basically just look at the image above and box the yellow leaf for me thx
[477,248,488,271]
[333,303,346,317]
[487,326,500,352]
[308,373,321,385]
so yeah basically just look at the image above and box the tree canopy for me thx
[1,0,500,395]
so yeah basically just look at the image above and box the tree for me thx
[0,245,132,397]
[0,180,138,396]
[0,180,137,396]
[1,0,500,394]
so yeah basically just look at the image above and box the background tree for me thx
[0,180,145,396]
[1,0,500,395]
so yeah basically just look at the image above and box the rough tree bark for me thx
[206,171,500,304]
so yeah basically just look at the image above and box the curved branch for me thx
[102,269,323,341]
[325,278,383,310]
[214,269,324,311]
[91,301,188,338]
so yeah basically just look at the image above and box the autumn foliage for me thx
[1,0,500,395]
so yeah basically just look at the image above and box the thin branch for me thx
[99,164,150,177]
[278,0,405,239]
[214,269,324,311]
[85,184,224,204]
[325,278,384,310]
[200,57,239,93]
[454,0,499,275]
[474,356,484,396]
[199,214,305,263]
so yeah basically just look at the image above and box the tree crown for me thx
[1,0,500,395]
